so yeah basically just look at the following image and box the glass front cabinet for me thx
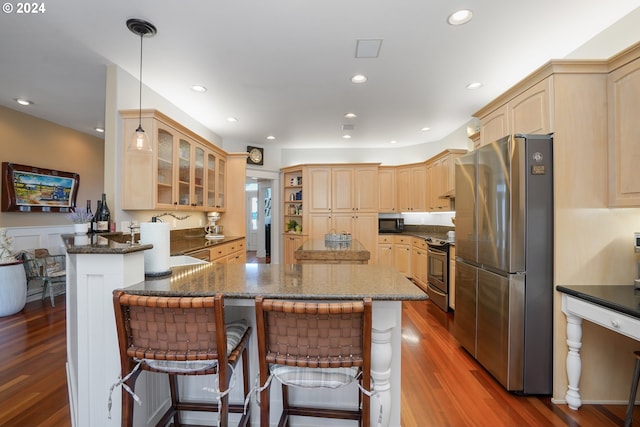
[121,109,226,211]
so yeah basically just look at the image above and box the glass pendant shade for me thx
[129,124,152,152]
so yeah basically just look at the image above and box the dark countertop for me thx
[169,235,244,255]
[62,233,151,254]
[122,263,428,301]
[556,285,640,319]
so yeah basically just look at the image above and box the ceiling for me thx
[1,1,639,149]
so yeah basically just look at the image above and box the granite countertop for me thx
[61,233,151,254]
[557,285,640,319]
[169,235,244,256]
[122,263,428,301]
[294,238,370,262]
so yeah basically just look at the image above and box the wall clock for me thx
[247,146,264,165]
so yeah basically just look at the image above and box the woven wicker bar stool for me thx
[112,291,251,427]
[255,296,372,427]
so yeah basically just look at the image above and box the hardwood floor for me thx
[0,292,637,426]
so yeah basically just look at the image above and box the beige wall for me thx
[0,105,104,227]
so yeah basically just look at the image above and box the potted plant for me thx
[286,219,298,233]
[66,208,93,234]
[0,228,27,316]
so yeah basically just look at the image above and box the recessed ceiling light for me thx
[466,82,483,89]
[448,9,473,26]
[191,85,207,93]
[351,74,367,84]
[95,127,105,133]
[389,140,397,144]
[227,117,238,123]
[342,134,352,139]
[266,135,276,140]
[421,127,431,132]
[14,98,33,106]
[344,112,357,119]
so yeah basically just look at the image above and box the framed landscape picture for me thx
[1,162,79,212]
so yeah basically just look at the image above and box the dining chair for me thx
[112,291,251,427]
[255,296,372,427]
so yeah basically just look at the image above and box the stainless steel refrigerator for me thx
[454,134,553,395]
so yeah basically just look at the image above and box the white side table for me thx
[0,260,27,316]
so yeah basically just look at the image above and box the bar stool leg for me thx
[625,351,640,427]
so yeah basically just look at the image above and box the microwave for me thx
[378,218,404,233]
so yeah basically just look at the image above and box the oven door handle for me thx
[427,282,447,297]
[427,248,445,256]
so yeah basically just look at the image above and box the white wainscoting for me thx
[6,225,74,302]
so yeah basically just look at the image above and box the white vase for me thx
[0,261,27,316]
[73,222,89,234]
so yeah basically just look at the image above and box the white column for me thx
[563,296,583,410]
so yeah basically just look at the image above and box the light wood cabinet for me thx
[282,167,304,233]
[608,56,640,206]
[396,163,427,212]
[307,167,332,213]
[332,165,379,213]
[377,235,393,266]
[411,237,428,288]
[477,77,552,147]
[283,234,306,264]
[378,166,397,213]
[393,235,411,277]
[205,152,226,210]
[426,150,466,211]
[307,212,377,262]
[210,238,246,264]
[121,109,227,211]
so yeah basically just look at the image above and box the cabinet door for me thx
[377,244,393,266]
[177,138,192,208]
[352,213,377,263]
[480,104,509,147]
[332,167,354,212]
[608,57,640,206]
[355,166,379,212]
[205,152,222,210]
[331,213,354,235]
[510,78,552,135]
[307,214,332,240]
[426,162,437,211]
[378,167,396,213]
[411,247,421,283]
[156,125,177,208]
[308,167,332,212]
[192,146,205,209]
[216,157,226,210]
[394,243,411,276]
[396,167,412,211]
[410,165,427,212]
[283,235,305,264]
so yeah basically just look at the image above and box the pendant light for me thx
[126,19,157,152]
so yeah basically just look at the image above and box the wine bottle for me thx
[95,193,110,233]
[94,200,101,233]
[86,200,94,233]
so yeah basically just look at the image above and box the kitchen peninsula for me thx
[294,238,371,264]
[63,234,426,427]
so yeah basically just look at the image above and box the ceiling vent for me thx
[342,124,355,131]
[355,39,382,58]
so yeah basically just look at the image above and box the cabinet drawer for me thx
[210,244,229,260]
[378,235,393,244]
[229,239,245,253]
[394,236,410,245]
[564,295,640,341]
[411,237,427,250]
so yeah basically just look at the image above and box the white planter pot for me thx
[0,261,27,316]
[73,222,89,234]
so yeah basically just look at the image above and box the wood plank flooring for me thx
[0,292,637,426]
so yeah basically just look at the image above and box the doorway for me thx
[245,170,280,263]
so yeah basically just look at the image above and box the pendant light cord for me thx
[138,32,143,128]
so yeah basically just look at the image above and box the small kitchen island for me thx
[63,234,426,427]
[294,238,371,264]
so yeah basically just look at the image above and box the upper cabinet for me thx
[396,163,427,212]
[121,110,227,211]
[608,55,640,207]
[477,78,552,147]
[378,166,397,213]
[426,149,467,212]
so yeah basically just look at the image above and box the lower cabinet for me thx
[377,235,393,266]
[393,236,411,277]
[411,237,428,289]
[210,238,246,264]
[283,234,306,264]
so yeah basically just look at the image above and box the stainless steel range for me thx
[425,237,450,312]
